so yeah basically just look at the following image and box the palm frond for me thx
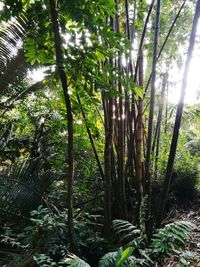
[0,14,28,95]
[0,14,26,70]
[0,49,27,94]
[0,159,55,217]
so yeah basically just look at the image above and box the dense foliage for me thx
[0,0,199,266]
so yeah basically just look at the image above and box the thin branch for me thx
[76,93,105,180]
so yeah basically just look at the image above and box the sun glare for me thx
[0,2,4,11]
[27,68,47,83]
[168,57,200,105]
[168,22,200,105]
[145,0,152,5]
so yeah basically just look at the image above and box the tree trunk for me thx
[156,0,200,227]
[144,0,161,238]
[49,0,77,251]
[152,73,168,154]
[154,125,160,179]
[135,50,144,201]
[164,84,169,134]
[104,96,113,236]
[115,0,127,219]
[145,0,186,93]
[134,0,155,82]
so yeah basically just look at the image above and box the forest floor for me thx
[158,195,200,266]
[0,196,200,266]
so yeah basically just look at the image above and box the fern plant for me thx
[112,219,152,266]
[112,219,140,245]
[151,220,195,256]
[31,219,195,267]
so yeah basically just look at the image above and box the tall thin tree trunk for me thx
[131,0,137,43]
[134,0,155,82]
[115,0,127,219]
[165,84,169,134]
[49,0,77,251]
[135,50,144,201]
[125,0,136,185]
[152,73,168,154]
[145,0,186,93]
[156,0,200,227]
[154,125,160,179]
[152,73,167,178]
[104,96,113,236]
[145,0,160,192]
[144,0,161,238]
[125,0,130,40]
[118,83,126,219]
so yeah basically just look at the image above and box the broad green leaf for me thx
[116,247,134,267]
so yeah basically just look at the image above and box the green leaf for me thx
[116,246,134,267]
[95,51,106,61]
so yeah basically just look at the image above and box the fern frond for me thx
[151,220,195,255]
[175,220,195,231]
[112,219,140,244]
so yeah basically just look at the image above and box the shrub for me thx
[171,160,199,200]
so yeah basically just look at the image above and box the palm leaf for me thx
[0,159,55,217]
[0,14,30,97]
